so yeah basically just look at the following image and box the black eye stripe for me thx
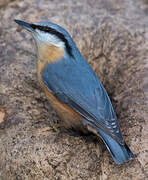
[30,24,73,57]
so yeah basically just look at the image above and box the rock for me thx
[0,0,13,8]
[0,0,147,179]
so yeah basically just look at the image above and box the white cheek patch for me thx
[32,29,65,48]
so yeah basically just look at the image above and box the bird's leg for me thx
[52,124,60,132]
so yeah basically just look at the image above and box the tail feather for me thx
[97,128,134,164]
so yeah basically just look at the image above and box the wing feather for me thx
[41,57,124,145]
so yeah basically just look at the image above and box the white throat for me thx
[32,29,65,48]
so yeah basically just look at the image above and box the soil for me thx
[0,0,148,179]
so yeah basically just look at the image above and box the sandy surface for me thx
[0,0,148,179]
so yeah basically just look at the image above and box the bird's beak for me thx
[14,19,34,32]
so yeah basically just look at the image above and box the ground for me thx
[0,0,148,179]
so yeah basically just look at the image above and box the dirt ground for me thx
[0,0,148,179]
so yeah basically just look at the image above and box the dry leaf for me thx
[0,106,5,123]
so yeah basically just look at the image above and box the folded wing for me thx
[41,57,124,145]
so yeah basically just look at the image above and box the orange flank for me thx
[38,74,85,132]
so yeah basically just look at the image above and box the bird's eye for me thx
[30,24,37,30]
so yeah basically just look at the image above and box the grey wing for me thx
[41,60,124,145]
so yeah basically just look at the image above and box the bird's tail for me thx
[97,127,134,164]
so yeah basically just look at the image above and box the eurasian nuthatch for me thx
[15,19,134,164]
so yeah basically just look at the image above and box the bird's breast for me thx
[37,43,64,65]
[36,43,65,87]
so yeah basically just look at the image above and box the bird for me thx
[15,19,134,164]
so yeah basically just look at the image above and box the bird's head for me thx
[15,20,74,62]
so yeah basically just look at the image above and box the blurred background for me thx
[0,0,148,179]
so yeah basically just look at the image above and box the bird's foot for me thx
[52,124,60,133]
